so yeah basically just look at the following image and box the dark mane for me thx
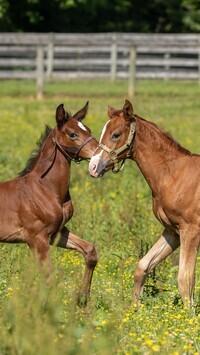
[137,116,192,156]
[18,125,53,177]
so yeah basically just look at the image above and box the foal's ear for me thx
[107,106,116,118]
[123,99,134,120]
[73,101,89,121]
[56,103,67,128]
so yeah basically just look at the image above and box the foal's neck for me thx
[35,132,71,200]
[132,117,190,194]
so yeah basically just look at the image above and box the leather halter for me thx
[41,134,95,178]
[52,135,94,162]
[98,120,136,173]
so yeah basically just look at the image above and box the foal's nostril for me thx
[92,164,96,171]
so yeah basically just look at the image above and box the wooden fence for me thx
[0,33,199,98]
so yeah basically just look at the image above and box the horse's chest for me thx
[39,197,74,232]
[49,199,74,234]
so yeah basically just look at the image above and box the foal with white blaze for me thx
[89,100,200,307]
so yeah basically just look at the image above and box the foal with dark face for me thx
[0,102,98,305]
[89,100,200,307]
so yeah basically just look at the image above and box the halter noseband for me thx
[41,134,95,178]
[52,135,95,163]
[98,120,136,173]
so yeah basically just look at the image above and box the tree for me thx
[0,0,199,33]
[182,0,200,31]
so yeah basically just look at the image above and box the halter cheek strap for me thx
[98,120,136,173]
[53,135,95,162]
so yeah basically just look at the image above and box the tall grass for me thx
[0,79,199,354]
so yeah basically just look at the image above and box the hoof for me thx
[131,302,140,312]
[77,294,88,307]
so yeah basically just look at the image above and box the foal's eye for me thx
[69,132,77,139]
[112,132,121,140]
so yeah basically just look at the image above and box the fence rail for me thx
[0,33,199,97]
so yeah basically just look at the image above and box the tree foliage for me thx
[0,0,199,32]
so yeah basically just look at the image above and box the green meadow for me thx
[0,79,199,354]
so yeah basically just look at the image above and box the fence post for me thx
[164,52,170,81]
[46,32,54,81]
[128,46,136,98]
[36,45,44,100]
[110,34,117,82]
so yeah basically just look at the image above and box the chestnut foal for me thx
[0,102,98,305]
[89,99,200,307]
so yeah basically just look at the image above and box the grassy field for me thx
[0,79,199,355]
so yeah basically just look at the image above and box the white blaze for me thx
[89,120,110,177]
[88,149,104,176]
[78,121,87,131]
[100,120,110,142]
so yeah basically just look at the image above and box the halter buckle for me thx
[109,150,118,161]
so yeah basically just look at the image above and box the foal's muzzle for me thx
[89,158,109,178]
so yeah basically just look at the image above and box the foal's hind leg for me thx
[132,229,180,304]
[51,226,98,306]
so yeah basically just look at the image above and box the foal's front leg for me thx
[51,227,98,306]
[27,231,53,281]
[133,229,180,304]
[178,228,200,307]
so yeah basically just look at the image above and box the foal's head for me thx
[54,102,98,161]
[89,100,136,177]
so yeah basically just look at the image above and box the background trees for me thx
[0,0,199,32]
